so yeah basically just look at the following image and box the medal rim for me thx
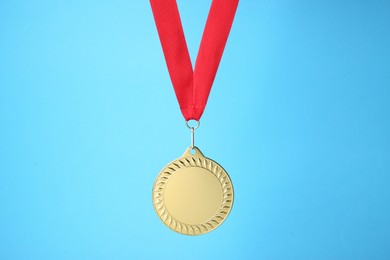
[152,147,234,236]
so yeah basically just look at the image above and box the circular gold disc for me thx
[152,147,234,235]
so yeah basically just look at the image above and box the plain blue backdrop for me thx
[1,0,390,259]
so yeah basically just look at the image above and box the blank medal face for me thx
[153,147,234,235]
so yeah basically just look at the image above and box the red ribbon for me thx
[150,0,239,121]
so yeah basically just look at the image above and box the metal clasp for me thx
[186,120,200,149]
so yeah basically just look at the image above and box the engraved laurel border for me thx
[153,155,234,236]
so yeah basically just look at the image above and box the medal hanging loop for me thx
[186,120,200,149]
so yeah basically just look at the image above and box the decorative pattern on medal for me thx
[152,147,234,235]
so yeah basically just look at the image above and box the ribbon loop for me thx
[150,0,239,121]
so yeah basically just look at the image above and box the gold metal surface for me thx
[152,147,234,235]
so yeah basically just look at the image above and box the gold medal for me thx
[152,146,234,235]
[150,0,239,235]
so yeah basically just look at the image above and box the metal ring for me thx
[186,120,200,130]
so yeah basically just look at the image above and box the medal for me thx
[150,0,239,235]
[153,146,233,235]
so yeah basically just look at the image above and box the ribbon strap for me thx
[150,0,239,121]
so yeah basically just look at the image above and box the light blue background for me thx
[1,0,390,259]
